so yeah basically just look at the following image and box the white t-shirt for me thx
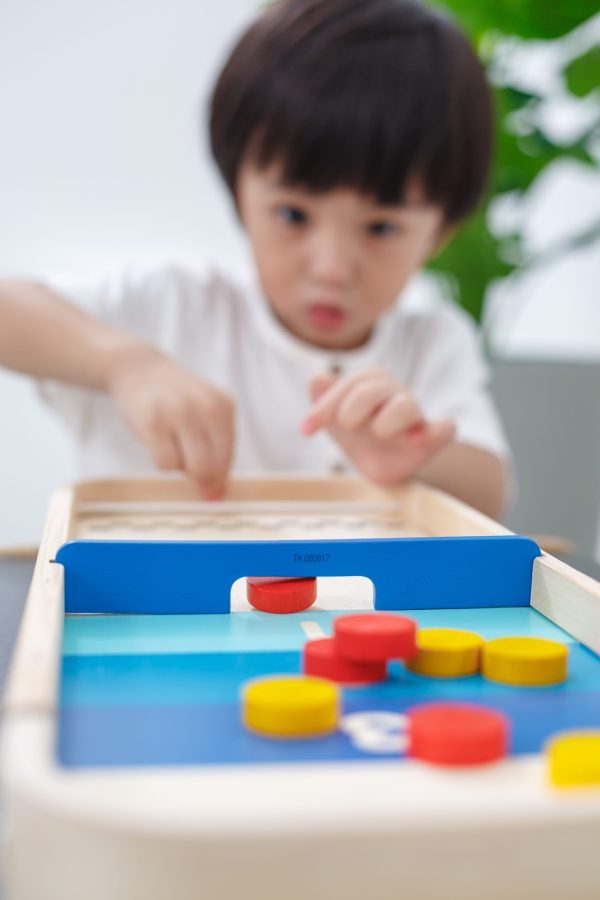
[39,265,509,478]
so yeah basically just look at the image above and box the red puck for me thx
[407,702,509,766]
[334,613,417,663]
[303,637,387,685]
[246,577,317,614]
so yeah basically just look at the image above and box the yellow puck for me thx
[482,636,568,687]
[547,732,600,788]
[242,675,339,739]
[405,628,483,678]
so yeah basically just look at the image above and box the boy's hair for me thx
[209,0,493,224]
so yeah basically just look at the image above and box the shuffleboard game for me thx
[3,477,600,900]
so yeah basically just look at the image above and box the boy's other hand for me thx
[107,344,235,499]
[301,370,455,485]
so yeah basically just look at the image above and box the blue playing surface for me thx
[58,607,600,768]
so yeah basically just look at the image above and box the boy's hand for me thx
[107,344,235,499]
[301,370,455,485]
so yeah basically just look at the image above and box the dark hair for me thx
[209,0,493,224]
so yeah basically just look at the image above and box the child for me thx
[0,0,509,517]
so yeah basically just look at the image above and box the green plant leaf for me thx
[565,45,600,97]
[428,1,600,40]
[426,209,518,322]
[418,5,600,322]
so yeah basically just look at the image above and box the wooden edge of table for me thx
[0,546,39,559]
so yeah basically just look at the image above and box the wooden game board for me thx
[2,476,600,900]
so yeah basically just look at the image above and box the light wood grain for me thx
[3,487,74,712]
[531,553,600,656]
[412,482,510,538]
[0,546,38,559]
[71,473,411,505]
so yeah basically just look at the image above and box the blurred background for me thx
[0,0,599,556]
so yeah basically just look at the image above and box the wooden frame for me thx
[2,476,600,900]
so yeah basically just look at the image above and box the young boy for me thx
[0,0,509,517]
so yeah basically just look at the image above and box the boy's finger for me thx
[308,373,336,403]
[146,430,183,472]
[370,392,423,439]
[419,418,456,457]
[206,419,235,498]
[302,371,387,435]
[334,377,394,431]
[178,429,224,498]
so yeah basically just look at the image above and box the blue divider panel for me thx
[55,535,541,614]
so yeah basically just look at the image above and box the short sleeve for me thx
[35,265,213,436]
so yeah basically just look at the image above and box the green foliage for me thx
[428,212,518,323]
[432,1,600,41]
[424,3,600,323]
[565,45,600,96]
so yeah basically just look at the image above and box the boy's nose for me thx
[306,231,356,289]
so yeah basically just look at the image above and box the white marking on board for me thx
[341,711,409,754]
[301,621,326,640]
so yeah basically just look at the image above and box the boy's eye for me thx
[276,206,307,225]
[367,221,400,237]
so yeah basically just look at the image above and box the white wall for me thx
[0,0,253,546]
[485,160,600,359]
[0,0,599,551]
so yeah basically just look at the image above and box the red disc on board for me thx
[246,577,317,614]
[334,613,417,663]
[407,702,509,766]
[303,637,387,685]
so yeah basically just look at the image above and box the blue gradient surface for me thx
[59,607,600,768]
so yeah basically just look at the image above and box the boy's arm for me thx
[0,279,141,387]
[0,279,235,497]
[415,442,507,521]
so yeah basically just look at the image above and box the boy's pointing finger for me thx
[422,418,457,456]
[308,372,336,404]
[302,370,387,435]
[301,374,351,435]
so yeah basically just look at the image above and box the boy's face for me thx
[237,159,447,351]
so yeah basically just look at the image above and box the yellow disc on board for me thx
[482,636,568,687]
[242,675,339,738]
[547,732,600,788]
[405,628,483,678]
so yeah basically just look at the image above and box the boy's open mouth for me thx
[306,303,347,330]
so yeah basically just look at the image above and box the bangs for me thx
[254,30,447,205]
[210,0,493,222]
